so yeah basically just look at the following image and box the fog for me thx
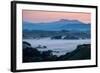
[23,38,90,56]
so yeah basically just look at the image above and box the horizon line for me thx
[23,19,91,24]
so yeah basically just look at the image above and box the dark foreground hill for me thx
[58,44,91,60]
[23,41,91,63]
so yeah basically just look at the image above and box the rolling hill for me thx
[23,19,90,31]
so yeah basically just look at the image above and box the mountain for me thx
[23,19,90,31]
[58,44,91,60]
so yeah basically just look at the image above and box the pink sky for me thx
[23,10,91,23]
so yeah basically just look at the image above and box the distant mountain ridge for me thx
[23,19,90,31]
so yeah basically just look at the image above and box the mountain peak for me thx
[58,19,79,22]
[59,19,70,22]
[57,19,86,24]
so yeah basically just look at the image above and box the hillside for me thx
[23,19,90,31]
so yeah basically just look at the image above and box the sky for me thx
[23,10,91,23]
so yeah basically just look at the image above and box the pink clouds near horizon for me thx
[23,10,91,23]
